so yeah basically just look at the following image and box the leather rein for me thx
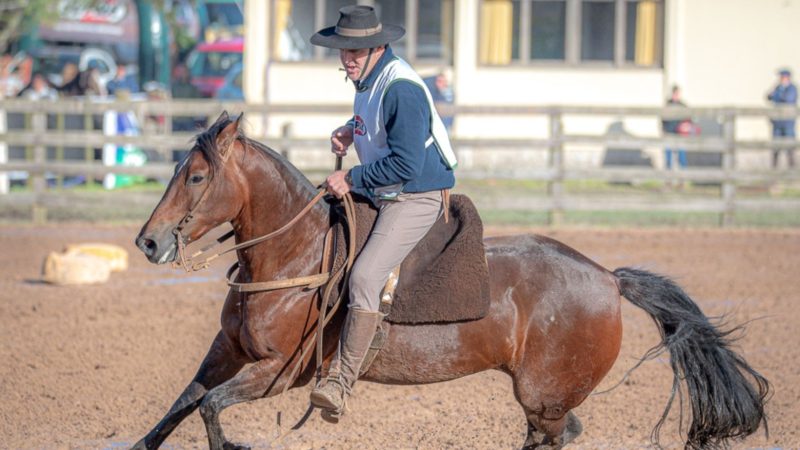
[169,145,357,435]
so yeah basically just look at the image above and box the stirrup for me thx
[320,408,343,424]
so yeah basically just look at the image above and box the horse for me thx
[133,112,769,449]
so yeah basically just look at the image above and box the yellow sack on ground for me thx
[42,252,111,285]
[64,243,128,272]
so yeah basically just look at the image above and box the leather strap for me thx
[175,188,328,271]
[226,262,331,293]
[442,188,450,224]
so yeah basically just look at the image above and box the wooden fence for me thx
[1,98,798,225]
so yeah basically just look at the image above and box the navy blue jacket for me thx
[768,83,798,127]
[348,46,455,195]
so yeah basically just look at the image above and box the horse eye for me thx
[188,174,205,185]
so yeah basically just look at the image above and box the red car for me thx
[187,37,243,97]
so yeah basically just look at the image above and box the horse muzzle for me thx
[135,231,178,265]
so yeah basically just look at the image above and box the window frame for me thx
[270,0,454,64]
[478,0,664,68]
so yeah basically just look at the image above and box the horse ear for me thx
[214,110,230,126]
[216,113,242,161]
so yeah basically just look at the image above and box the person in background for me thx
[661,85,690,170]
[58,62,105,97]
[106,65,139,96]
[171,63,205,132]
[80,61,107,96]
[0,54,25,98]
[20,72,58,100]
[767,69,797,168]
[424,72,455,131]
[170,63,201,99]
[58,62,82,96]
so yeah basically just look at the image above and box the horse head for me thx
[136,111,246,264]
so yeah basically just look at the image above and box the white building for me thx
[242,0,799,169]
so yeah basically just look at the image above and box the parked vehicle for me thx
[214,62,243,100]
[186,38,243,98]
[16,0,170,91]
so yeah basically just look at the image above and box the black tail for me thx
[613,267,770,449]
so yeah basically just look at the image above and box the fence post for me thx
[0,107,7,194]
[720,112,736,227]
[31,110,47,223]
[547,111,564,226]
[281,122,293,160]
[84,112,95,187]
[55,113,64,188]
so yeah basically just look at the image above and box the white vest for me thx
[352,57,457,198]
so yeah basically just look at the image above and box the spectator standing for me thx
[170,64,201,99]
[424,72,455,131]
[171,63,204,132]
[662,85,690,170]
[767,69,797,168]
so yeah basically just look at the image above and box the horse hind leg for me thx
[511,370,584,449]
[522,408,583,450]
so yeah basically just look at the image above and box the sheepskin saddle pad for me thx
[326,192,490,325]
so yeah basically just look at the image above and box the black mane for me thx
[192,115,318,195]
[192,116,233,173]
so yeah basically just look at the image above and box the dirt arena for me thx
[1,224,797,449]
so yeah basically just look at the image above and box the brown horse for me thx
[133,112,769,450]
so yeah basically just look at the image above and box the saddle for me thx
[326,192,491,325]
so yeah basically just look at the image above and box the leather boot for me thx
[310,308,381,422]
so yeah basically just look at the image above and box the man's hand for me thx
[326,170,351,198]
[331,125,353,157]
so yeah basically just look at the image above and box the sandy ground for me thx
[0,224,798,449]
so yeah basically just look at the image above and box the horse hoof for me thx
[223,442,250,450]
[562,412,583,445]
[129,438,148,450]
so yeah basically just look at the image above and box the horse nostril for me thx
[136,236,158,257]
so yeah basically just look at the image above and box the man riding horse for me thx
[309,5,457,420]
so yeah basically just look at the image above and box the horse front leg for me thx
[131,331,249,449]
[199,356,299,450]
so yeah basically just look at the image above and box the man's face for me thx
[339,47,378,81]
[781,75,791,86]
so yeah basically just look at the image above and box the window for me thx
[531,1,567,60]
[479,0,663,66]
[272,0,455,63]
[374,1,407,56]
[580,0,615,61]
[625,0,663,66]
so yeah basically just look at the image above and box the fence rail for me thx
[1,98,798,225]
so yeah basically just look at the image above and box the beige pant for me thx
[348,190,443,312]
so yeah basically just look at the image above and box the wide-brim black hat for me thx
[310,5,405,50]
